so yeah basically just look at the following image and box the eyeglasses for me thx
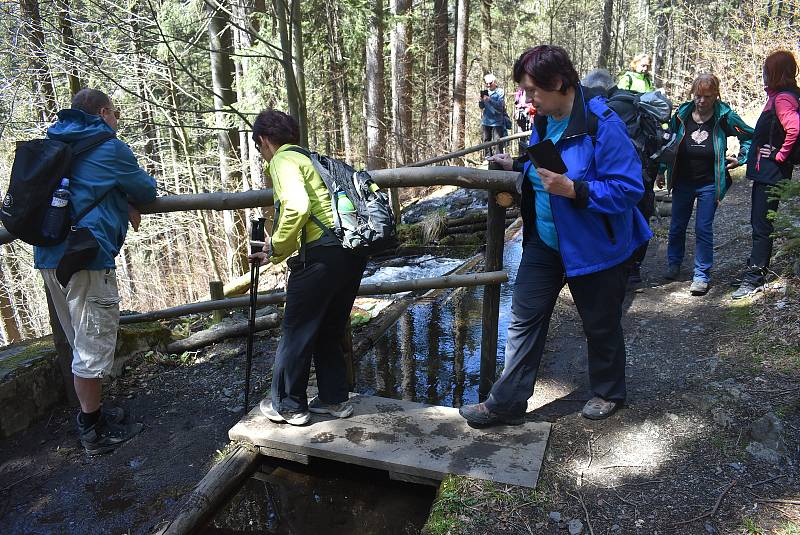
[103,106,121,120]
[253,139,261,151]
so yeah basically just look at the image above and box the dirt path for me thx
[1,176,797,535]
[429,176,799,534]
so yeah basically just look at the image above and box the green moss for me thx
[423,476,470,535]
[397,223,422,246]
[116,322,172,357]
[0,338,57,379]
[725,301,754,328]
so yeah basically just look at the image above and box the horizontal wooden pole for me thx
[120,270,509,324]
[0,168,516,245]
[407,131,531,167]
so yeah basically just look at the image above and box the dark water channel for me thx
[354,235,522,407]
[205,236,523,534]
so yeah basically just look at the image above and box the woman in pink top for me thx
[734,50,799,298]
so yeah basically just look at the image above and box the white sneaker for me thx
[308,396,354,418]
[259,399,311,426]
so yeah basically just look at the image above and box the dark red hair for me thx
[252,109,300,147]
[763,50,799,91]
[512,45,579,94]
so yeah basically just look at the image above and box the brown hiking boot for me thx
[458,402,525,427]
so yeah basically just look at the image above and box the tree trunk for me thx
[324,2,353,163]
[451,0,470,165]
[598,0,614,69]
[56,0,82,96]
[480,0,492,74]
[20,0,57,122]
[389,0,411,220]
[432,0,450,158]
[275,0,302,127]
[290,0,309,146]
[365,0,387,170]
[0,258,21,344]
[206,0,248,278]
[652,0,671,87]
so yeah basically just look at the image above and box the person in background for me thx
[480,73,508,157]
[513,87,535,153]
[657,74,753,295]
[250,110,367,426]
[583,67,656,287]
[618,53,654,93]
[733,50,799,299]
[459,46,651,426]
[35,88,156,455]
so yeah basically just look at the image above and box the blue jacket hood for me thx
[48,109,116,142]
[34,109,157,271]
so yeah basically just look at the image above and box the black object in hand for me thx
[526,140,568,174]
[480,89,489,98]
[250,218,266,255]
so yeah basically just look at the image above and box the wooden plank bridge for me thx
[229,394,551,489]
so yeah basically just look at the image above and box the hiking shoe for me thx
[308,396,354,418]
[77,415,143,455]
[259,399,310,426]
[731,282,761,300]
[663,264,680,280]
[689,280,709,296]
[458,403,524,427]
[581,397,622,420]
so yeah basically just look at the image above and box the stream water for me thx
[206,236,524,534]
[354,234,522,407]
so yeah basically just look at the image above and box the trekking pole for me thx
[244,218,266,413]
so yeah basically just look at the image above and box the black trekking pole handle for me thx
[244,218,266,414]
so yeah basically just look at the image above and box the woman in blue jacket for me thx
[459,45,651,426]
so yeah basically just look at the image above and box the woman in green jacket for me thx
[617,53,654,93]
[656,74,753,295]
[249,109,367,426]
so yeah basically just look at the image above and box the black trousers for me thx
[271,246,367,412]
[743,181,780,286]
[485,238,629,416]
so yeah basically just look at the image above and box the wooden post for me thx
[209,281,224,324]
[479,185,505,401]
[151,443,260,535]
[44,285,79,407]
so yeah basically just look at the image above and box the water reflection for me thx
[355,235,523,407]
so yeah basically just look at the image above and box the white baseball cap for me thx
[484,73,496,84]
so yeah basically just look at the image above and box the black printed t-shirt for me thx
[676,115,715,186]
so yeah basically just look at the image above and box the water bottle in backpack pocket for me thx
[41,178,71,240]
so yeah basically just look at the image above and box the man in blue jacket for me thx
[460,46,651,426]
[479,73,508,157]
[34,89,157,454]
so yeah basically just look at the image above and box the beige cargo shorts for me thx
[40,269,120,379]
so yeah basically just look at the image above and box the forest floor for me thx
[0,172,798,535]
[427,173,800,535]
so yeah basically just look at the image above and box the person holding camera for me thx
[480,73,508,157]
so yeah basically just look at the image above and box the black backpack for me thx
[589,89,676,165]
[1,133,115,246]
[285,147,398,255]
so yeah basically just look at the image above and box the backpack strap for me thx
[282,146,341,263]
[68,132,118,227]
[70,132,116,156]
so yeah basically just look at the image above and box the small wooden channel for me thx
[230,394,551,489]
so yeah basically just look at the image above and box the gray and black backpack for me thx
[286,147,398,256]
